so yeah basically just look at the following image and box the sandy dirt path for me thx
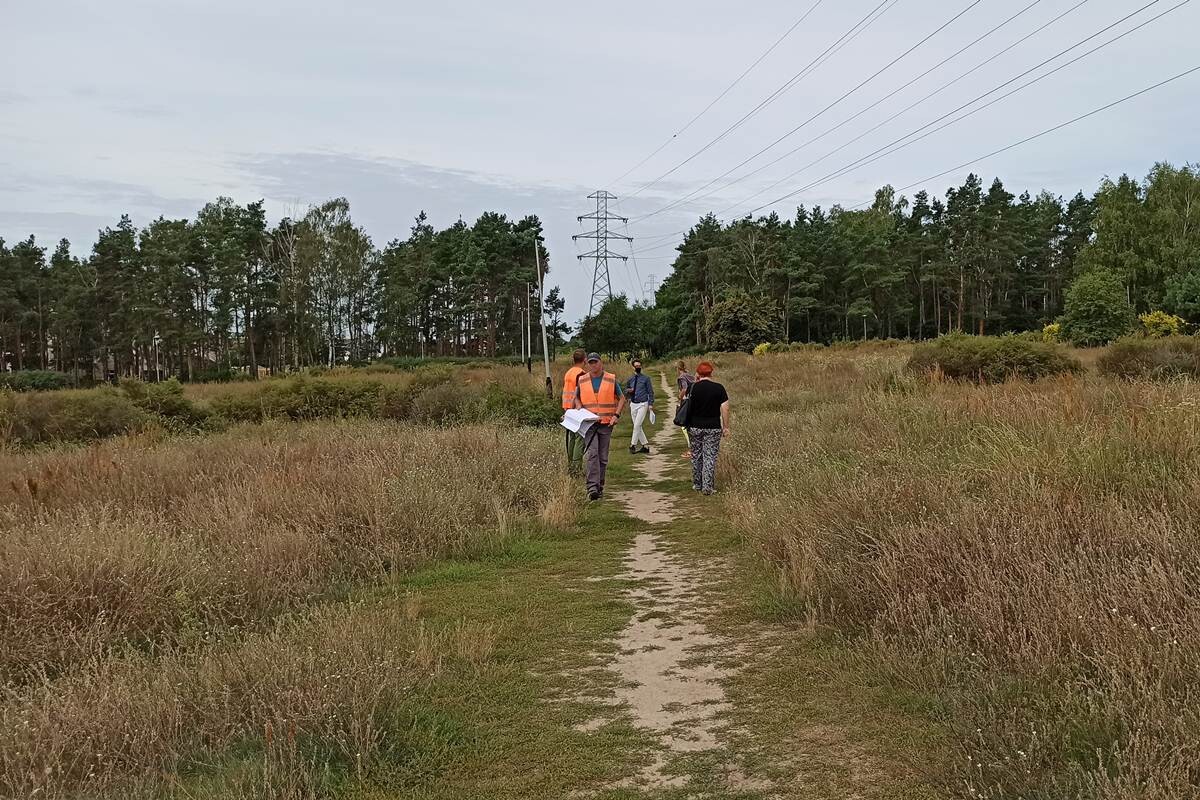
[580,374,770,795]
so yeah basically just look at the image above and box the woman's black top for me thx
[684,380,728,429]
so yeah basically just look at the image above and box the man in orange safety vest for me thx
[573,352,626,501]
[561,348,587,474]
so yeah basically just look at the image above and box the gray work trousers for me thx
[584,423,614,496]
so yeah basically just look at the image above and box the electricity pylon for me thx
[573,190,633,317]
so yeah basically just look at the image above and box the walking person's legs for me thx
[584,424,613,499]
[688,427,704,490]
[698,429,721,494]
[629,401,649,450]
[567,430,584,473]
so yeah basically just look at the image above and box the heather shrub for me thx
[476,383,561,427]
[907,333,1083,382]
[0,370,72,392]
[120,378,210,427]
[376,367,453,420]
[208,377,385,422]
[1098,335,1200,380]
[3,388,151,445]
[409,382,469,424]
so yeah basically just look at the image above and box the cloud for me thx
[51,176,201,216]
[103,103,177,120]
[0,210,115,251]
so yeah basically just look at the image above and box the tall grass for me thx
[1,597,498,799]
[717,349,1200,798]
[0,421,573,684]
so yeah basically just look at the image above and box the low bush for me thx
[477,384,562,427]
[907,333,1084,382]
[1098,335,1200,380]
[829,338,906,350]
[0,370,72,392]
[761,341,828,354]
[2,366,557,447]
[209,377,386,423]
[186,367,253,383]
[1139,309,1185,338]
[120,378,211,427]
[409,382,469,425]
[379,355,522,371]
[1042,321,1062,342]
[3,388,152,446]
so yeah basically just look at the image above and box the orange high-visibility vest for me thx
[562,365,586,410]
[578,372,619,424]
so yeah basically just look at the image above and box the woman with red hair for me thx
[680,361,730,495]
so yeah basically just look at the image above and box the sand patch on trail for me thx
[610,533,731,748]
[612,489,678,524]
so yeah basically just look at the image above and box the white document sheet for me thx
[561,408,600,436]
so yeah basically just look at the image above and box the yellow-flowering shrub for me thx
[1139,310,1184,338]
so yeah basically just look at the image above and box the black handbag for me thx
[673,396,690,427]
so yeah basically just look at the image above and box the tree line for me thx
[0,199,565,381]
[584,161,1200,355]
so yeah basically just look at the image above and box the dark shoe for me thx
[588,491,602,501]
[638,446,651,454]
[629,445,637,454]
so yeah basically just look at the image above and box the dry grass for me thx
[0,421,573,684]
[0,596,498,799]
[715,349,1200,798]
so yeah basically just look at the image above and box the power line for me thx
[635,0,1057,227]
[717,0,1096,216]
[625,0,898,199]
[869,65,1200,201]
[632,63,1200,261]
[609,0,824,188]
[626,0,1187,257]
[625,0,1080,246]
[630,0,987,224]
[744,0,1189,215]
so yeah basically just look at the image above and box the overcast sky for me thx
[2,0,1196,321]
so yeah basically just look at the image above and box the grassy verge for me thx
[710,349,1200,797]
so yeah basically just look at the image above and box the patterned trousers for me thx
[687,427,722,492]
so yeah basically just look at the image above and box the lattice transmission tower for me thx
[573,190,633,317]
